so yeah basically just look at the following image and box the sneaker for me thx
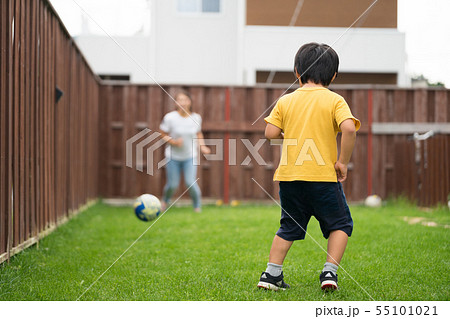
[257,272,290,291]
[320,271,338,291]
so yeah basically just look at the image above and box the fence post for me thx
[223,87,231,204]
[7,0,14,263]
[367,89,373,196]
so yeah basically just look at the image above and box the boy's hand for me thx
[334,161,347,182]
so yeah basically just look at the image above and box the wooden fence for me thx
[0,0,99,263]
[98,85,450,207]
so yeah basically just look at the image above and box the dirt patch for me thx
[403,217,425,225]
[402,216,449,228]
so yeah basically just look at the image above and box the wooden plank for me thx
[445,136,450,205]
[0,0,12,257]
[54,21,61,220]
[209,87,225,199]
[125,85,137,197]
[414,89,428,122]
[350,90,368,200]
[72,50,78,209]
[0,0,5,254]
[250,88,267,199]
[190,86,206,198]
[93,80,100,199]
[372,123,450,134]
[12,0,20,247]
[98,85,109,196]
[134,87,146,197]
[437,135,448,206]
[448,91,450,122]
[30,0,37,241]
[45,3,51,225]
[49,12,55,225]
[68,48,74,210]
[39,0,45,228]
[228,87,247,200]
[140,86,160,196]
[17,0,25,245]
[118,86,129,197]
[78,62,85,207]
[426,90,435,123]
[432,136,440,205]
[372,90,386,197]
[434,90,448,122]
[64,38,71,213]
[393,90,408,122]
[35,0,42,237]
[24,0,31,239]
[105,87,114,197]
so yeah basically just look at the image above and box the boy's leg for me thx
[258,182,311,290]
[270,181,310,267]
[311,182,353,291]
[326,229,348,266]
[264,235,293,277]
[258,235,293,290]
[258,218,297,291]
[320,230,348,291]
[269,235,293,265]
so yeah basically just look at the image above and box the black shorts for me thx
[276,181,353,241]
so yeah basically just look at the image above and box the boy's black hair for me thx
[294,43,339,87]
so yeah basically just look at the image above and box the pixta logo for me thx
[126,129,326,176]
[126,129,169,176]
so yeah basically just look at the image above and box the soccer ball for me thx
[134,194,162,221]
[365,195,382,207]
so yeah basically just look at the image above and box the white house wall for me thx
[74,36,153,83]
[151,0,241,85]
[73,0,408,86]
[244,26,407,86]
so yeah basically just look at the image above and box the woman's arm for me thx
[196,132,211,154]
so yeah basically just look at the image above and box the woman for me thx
[159,91,210,212]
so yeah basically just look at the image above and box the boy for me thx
[257,43,360,291]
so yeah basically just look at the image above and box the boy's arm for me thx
[265,123,283,140]
[335,119,356,182]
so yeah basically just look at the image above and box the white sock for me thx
[323,262,338,275]
[265,262,282,277]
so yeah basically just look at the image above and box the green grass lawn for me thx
[1,200,449,301]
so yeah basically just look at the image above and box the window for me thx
[177,0,221,13]
[202,0,220,12]
[99,74,130,82]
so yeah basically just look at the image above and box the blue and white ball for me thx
[134,194,162,221]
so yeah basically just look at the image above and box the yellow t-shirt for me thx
[264,87,361,182]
